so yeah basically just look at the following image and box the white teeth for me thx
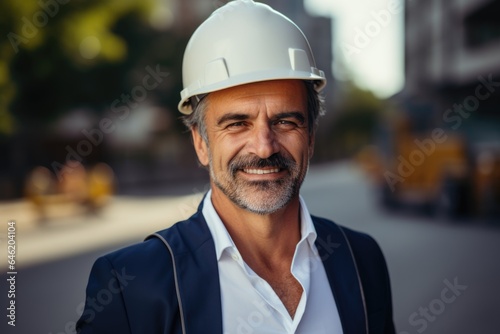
[243,168,280,175]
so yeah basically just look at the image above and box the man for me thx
[77,1,395,333]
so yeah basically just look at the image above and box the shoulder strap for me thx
[337,225,369,334]
[146,233,187,334]
[145,209,223,334]
[313,217,369,334]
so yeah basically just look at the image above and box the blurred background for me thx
[1,0,500,333]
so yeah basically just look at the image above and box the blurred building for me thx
[378,0,500,218]
[405,0,500,95]
[403,0,500,161]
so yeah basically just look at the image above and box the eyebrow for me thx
[216,113,249,126]
[216,111,306,126]
[272,111,306,124]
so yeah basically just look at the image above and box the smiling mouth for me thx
[242,168,281,175]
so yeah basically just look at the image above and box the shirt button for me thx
[232,254,240,261]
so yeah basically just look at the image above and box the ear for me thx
[191,128,209,166]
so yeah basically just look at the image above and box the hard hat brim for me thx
[178,70,326,114]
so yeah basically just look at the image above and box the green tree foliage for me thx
[1,0,187,135]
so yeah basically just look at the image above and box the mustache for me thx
[229,153,295,174]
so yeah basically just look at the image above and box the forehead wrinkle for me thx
[207,80,308,121]
[228,93,304,115]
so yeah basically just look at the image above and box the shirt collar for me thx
[202,190,235,260]
[298,195,319,255]
[202,190,318,261]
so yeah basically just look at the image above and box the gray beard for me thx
[209,157,307,215]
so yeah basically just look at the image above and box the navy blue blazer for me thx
[77,202,395,334]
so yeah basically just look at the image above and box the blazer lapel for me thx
[158,208,223,334]
[313,217,367,334]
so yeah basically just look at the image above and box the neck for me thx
[210,186,302,265]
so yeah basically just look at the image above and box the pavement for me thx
[0,162,360,269]
[0,192,205,269]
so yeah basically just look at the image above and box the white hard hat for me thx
[178,0,326,114]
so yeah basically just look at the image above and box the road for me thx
[1,161,499,334]
[301,163,500,334]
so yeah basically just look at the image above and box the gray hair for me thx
[181,81,325,143]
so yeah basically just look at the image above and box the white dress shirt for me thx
[202,190,343,334]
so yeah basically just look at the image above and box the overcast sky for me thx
[305,0,405,98]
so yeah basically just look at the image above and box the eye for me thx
[273,120,299,130]
[225,121,247,130]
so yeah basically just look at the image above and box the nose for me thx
[248,123,280,159]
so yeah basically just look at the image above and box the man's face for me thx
[192,80,314,214]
